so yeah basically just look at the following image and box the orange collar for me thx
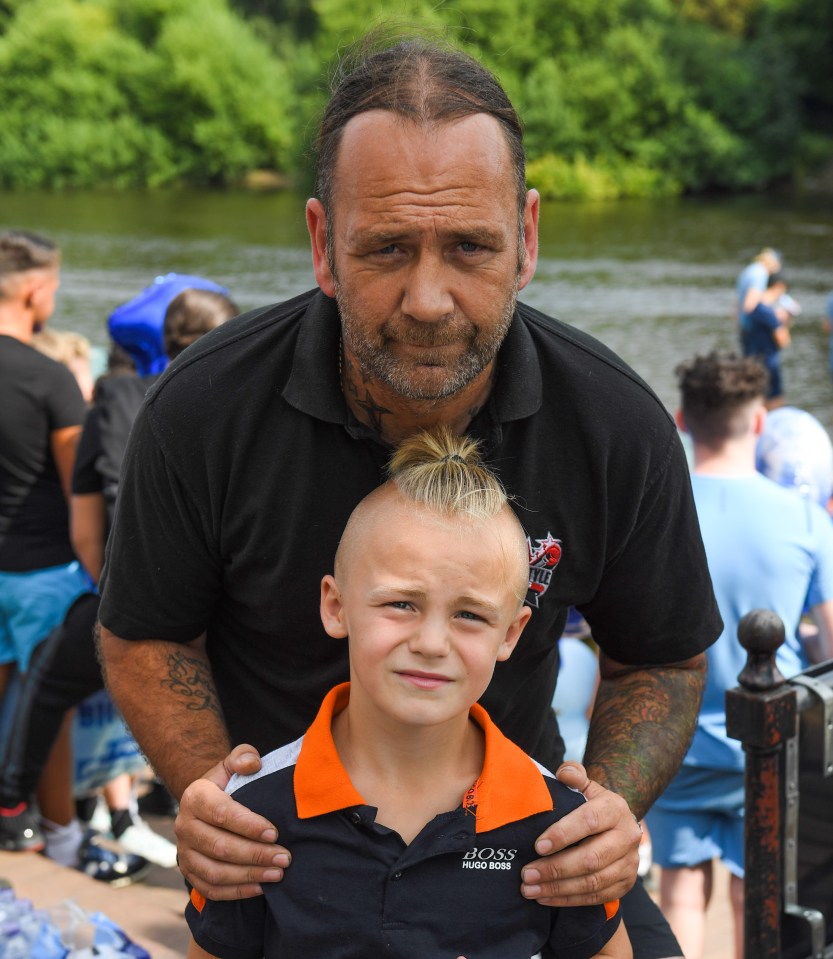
[294,683,555,833]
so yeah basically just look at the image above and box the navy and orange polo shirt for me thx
[187,683,620,959]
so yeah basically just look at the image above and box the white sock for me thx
[41,817,84,867]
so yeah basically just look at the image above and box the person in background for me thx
[0,283,237,877]
[98,36,721,959]
[31,328,96,404]
[187,427,630,959]
[735,247,782,342]
[755,403,833,957]
[821,290,833,383]
[646,351,833,959]
[741,271,796,408]
[0,230,89,855]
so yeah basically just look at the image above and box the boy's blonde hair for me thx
[336,427,529,604]
[387,426,509,520]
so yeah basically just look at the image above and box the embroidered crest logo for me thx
[526,533,562,608]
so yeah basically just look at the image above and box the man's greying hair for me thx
[675,351,769,447]
[316,34,527,263]
[0,230,60,298]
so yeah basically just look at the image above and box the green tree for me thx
[0,0,294,187]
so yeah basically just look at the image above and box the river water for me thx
[3,188,833,431]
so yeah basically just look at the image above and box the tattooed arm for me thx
[97,625,289,900]
[585,652,707,818]
[520,652,707,908]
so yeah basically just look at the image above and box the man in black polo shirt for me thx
[98,37,720,959]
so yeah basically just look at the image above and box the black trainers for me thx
[76,830,151,887]
[0,802,45,852]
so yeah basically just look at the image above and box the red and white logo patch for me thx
[525,533,562,608]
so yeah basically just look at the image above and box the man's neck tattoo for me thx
[340,341,392,437]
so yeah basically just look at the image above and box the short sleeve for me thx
[72,406,104,495]
[98,401,222,642]
[804,504,833,609]
[47,362,87,430]
[186,889,266,959]
[579,429,722,665]
[547,901,622,959]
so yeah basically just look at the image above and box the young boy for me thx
[186,428,631,959]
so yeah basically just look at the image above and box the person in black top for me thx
[98,37,721,959]
[0,230,89,852]
[0,284,236,875]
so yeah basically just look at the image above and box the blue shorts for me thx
[646,765,745,878]
[0,562,91,672]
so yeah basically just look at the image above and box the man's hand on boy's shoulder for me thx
[520,762,640,907]
[175,744,291,901]
[175,749,638,909]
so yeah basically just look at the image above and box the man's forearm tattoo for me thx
[583,662,706,820]
[162,649,223,717]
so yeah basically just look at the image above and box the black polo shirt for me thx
[99,288,720,769]
[186,684,621,959]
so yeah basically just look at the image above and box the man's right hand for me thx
[175,744,292,900]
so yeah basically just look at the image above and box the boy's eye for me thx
[387,600,412,610]
[457,610,483,622]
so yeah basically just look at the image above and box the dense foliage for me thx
[0,0,829,197]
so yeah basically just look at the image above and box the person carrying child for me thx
[186,427,631,959]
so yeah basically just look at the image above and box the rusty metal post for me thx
[726,609,798,959]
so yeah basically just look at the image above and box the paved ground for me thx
[1,817,737,957]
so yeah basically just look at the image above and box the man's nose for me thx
[401,253,454,323]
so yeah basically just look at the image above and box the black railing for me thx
[726,609,833,959]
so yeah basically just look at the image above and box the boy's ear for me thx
[674,408,687,433]
[495,605,532,663]
[320,574,348,638]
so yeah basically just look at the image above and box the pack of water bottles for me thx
[0,886,151,958]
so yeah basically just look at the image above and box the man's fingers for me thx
[554,761,591,794]
[178,777,279,844]
[223,742,263,779]
[520,770,641,906]
[179,846,281,902]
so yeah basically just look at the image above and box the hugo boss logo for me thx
[461,847,517,869]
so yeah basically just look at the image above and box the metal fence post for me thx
[726,609,798,959]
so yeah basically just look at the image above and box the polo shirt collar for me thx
[281,290,542,429]
[294,683,554,833]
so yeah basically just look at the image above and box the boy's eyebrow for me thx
[370,585,502,616]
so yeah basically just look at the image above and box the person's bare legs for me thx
[0,662,11,701]
[36,711,75,825]
[730,872,744,959]
[660,861,713,959]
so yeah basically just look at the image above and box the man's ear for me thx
[320,574,348,638]
[752,403,767,437]
[306,198,335,298]
[496,605,532,663]
[518,189,540,291]
[674,408,687,433]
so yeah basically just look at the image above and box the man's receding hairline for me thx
[327,109,518,205]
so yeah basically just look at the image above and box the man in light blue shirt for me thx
[646,351,833,959]
[735,247,781,336]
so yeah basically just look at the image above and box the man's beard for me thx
[334,280,519,402]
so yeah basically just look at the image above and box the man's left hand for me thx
[520,762,640,906]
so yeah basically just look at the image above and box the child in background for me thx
[186,427,630,959]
